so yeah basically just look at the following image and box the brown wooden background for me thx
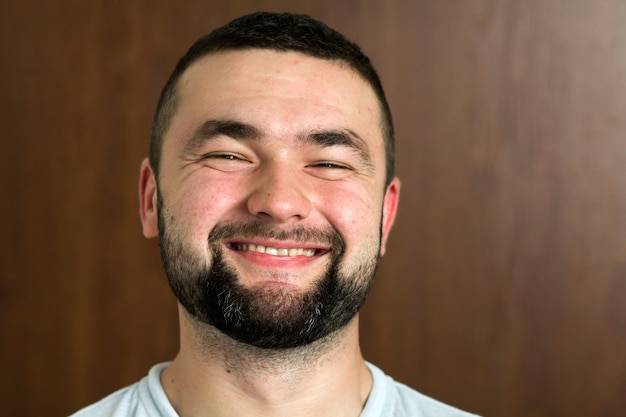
[2,1,625,416]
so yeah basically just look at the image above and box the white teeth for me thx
[235,243,316,257]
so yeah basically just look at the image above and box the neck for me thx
[161,306,372,417]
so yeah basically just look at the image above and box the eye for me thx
[203,153,241,161]
[314,162,349,169]
[199,152,253,172]
[306,161,354,180]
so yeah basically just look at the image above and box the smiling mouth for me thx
[232,243,322,257]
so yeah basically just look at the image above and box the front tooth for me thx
[238,244,316,256]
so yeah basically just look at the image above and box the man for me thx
[72,12,478,417]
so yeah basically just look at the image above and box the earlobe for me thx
[380,177,400,256]
[139,158,159,238]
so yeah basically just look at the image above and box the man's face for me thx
[140,50,399,349]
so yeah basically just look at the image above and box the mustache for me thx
[208,220,345,252]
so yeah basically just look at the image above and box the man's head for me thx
[149,11,395,188]
[139,12,400,350]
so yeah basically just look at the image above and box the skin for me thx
[138,49,400,417]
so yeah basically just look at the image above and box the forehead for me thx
[167,49,385,156]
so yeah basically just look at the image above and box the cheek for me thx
[314,183,383,240]
[167,175,245,240]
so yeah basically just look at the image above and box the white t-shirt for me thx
[70,362,479,417]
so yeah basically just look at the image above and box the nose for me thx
[246,164,312,223]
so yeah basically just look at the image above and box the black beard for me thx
[157,197,381,349]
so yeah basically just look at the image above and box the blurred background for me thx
[2,1,626,416]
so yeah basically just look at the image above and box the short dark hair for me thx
[150,11,395,186]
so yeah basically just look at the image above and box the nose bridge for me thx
[246,162,311,222]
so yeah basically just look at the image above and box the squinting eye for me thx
[197,152,255,173]
[314,162,350,169]
[306,161,354,180]
[203,153,241,161]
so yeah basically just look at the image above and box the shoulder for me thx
[363,362,481,417]
[391,380,480,417]
[68,363,174,417]
[69,384,140,417]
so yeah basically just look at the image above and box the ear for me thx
[139,158,159,238]
[380,177,400,256]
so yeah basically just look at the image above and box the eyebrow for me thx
[182,118,373,168]
[182,119,261,156]
[299,129,373,169]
